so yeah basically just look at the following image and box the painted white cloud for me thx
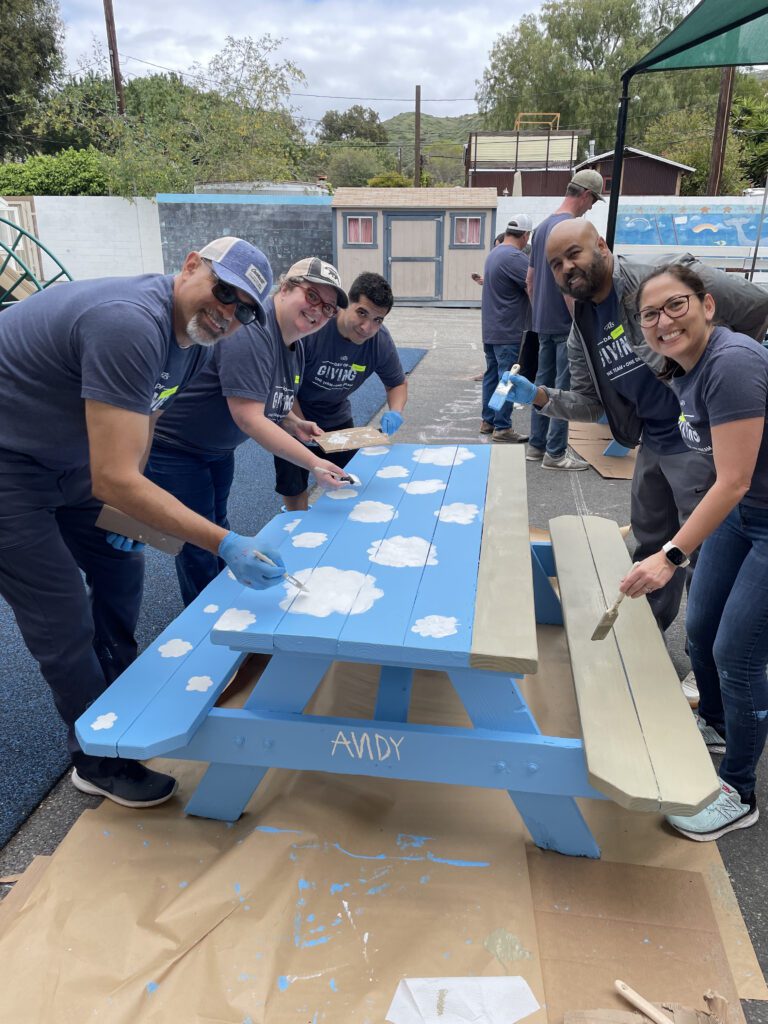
[279,566,383,617]
[186,675,215,693]
[411,615,459,638]
[368,536,438,568]
[435,502,480,525]
[414,446,476,466]
[349,501,397,523]
[203,604,219,613]
[359,446,389,456]
[399,479,446,495]
[292,531,327,548]
[326,487,359,500]
[158,638,193,658]
[376,465,409,479]
[215,608,257,631]
[283,518,302,533]
[90,712,117,731]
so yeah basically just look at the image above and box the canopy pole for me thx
[606,74,632,250]
[748,170,768,282]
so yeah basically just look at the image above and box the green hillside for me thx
[382,111,486,147]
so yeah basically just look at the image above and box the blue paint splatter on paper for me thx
[330,882,350,894]
[278,976,290,991]
[179,880,189,889]
[366,883,389,896]
[256,825,304,835]
[420,875,430,884]
[397,834,432,848]
[330,978,338,992]
[146,981,159,994]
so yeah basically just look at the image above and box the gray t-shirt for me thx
[297,320,405,429]
[480,244,530,347]
[670,326,768,507]
[153,298,304,454]
[529,212,574,335]
[0,274,206,469]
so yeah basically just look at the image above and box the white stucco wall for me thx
[33,196,163,281]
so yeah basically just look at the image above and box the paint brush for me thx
[614,981,674,1024]
[488,363,521,411]
[251,549,309,593]
[591,590,625,641]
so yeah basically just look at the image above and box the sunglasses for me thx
[205,262,260,325]
[292,280,338,319]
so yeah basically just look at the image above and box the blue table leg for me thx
[530,544,562,626]
[598,413,630,458]
[374,666,413,723]
[448,668,600,858]
[184,653,333,820]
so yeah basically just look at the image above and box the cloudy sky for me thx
[58,0,540,128]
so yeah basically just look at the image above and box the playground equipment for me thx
[0,213,72,311]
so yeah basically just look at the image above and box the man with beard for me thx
[496,219,768,701]
[0,236,289,809]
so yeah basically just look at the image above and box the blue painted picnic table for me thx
[77,443,605,857]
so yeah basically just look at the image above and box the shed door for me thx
[385,214,442,301]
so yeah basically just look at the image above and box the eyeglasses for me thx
[204,262,260,325]
[291,280,338,319]
[634,292,703,328]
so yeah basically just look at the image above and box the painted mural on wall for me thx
[616,205,767,248]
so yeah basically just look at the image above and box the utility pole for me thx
[103,0,126,116]
[414,85,421,187]
[707,65,735,196]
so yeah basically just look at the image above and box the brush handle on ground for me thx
[615,980,673,1024]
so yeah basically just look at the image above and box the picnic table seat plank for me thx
[471,446,538,674]
[549,515,719,815]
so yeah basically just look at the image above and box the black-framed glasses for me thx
[634,292,703,328]
[291,279,338,319]
[204,262,260,325]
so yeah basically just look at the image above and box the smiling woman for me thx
[622,263,768,843]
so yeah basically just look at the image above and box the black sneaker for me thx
[71,757,178,808]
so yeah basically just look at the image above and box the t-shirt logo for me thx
[678,411,701,446]
[151,384,179,411]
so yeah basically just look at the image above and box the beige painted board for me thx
[470,445,538,674]
[582,516,719,816]
[549,515,662,810]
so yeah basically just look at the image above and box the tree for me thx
[367,171,412,187]
[643,110,749,195]
[0,0,64,159]
[317,105,388,145]
[476,0,723,155]
[325,143,395,188]
[0,146,110,196]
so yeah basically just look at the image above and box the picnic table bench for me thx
[77,443,718,858]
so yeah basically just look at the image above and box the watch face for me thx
[665,545,687,566]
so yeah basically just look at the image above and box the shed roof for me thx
[331,187,498,209]
[575,147,695,173]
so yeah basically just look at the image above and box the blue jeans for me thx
[529,333,571,457]
[687,503,768,799]
[145,443,235,607]
[482,343,520,431]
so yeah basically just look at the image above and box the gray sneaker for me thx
[695,713,726,754]
[525,444,545,461]
[681,671,700,708]
[541,451,589,471]
[491,427,529,444]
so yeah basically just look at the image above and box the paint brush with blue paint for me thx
[488,363,520,411]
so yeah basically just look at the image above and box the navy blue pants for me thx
[481,343,520,431]
[145,442,234,607]
[529,333,571,457]
[0,450,144,758]
[688,503,768,800]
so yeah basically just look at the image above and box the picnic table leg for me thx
[448,668,600,858]
[374,666,413,723]
[530,542,562,626]
[184,653,333,821]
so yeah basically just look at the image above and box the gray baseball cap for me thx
[569,169,605,201]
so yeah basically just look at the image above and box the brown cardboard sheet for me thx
[0,632,763,1020]
[317,425,391,453]
[567,422,637,480]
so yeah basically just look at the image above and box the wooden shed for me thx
[331,187,498,305]
[575,147,694,196]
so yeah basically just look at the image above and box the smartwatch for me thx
[662,541,690,568]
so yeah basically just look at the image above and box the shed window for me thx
[453,216,481,245]
[347,215,374,245]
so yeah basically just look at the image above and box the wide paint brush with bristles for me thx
[591,591,625,641]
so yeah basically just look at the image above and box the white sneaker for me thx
[681,671,699,707]
[666,778,758,841]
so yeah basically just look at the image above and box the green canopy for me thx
[628,0,768,75]
[606,0,768,246]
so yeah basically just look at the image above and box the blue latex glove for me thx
[218,532,286,590]
[106,532,145,552]
[380,410,404,435]
[500,371,538,405]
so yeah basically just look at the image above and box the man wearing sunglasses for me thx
[144,256,354,606]
[0,235,296,810]
[275,272,407,512]
[496,218,768,703]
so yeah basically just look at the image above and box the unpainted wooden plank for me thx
[471,445,538,674]
[549,515,660,811]
[582,517,719,815]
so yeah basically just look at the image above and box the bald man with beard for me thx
[497,219,768,704]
